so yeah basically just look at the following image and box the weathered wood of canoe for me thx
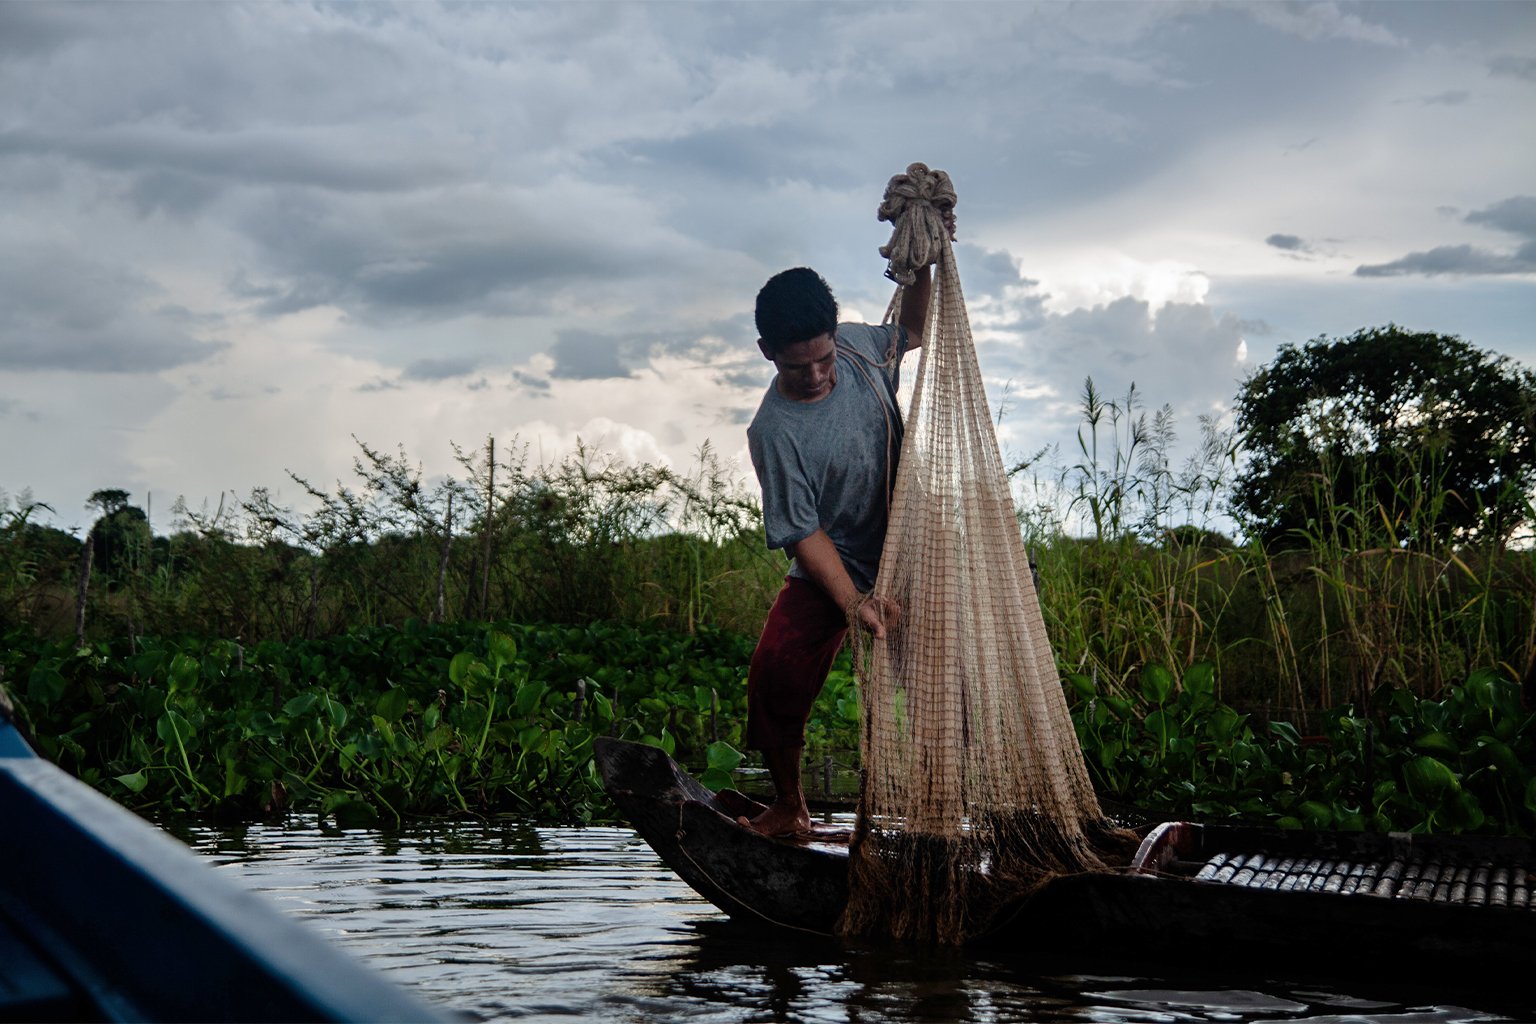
[597,737,1536,993]
[595,735,848,934]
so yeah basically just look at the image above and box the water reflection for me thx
[164,820,1523,1024]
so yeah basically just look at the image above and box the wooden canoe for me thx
[595,736,1536,994]
[0,712,450,1023]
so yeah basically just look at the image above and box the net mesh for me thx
[839,165,1130,946]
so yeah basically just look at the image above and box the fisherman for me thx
[741,221,949,837]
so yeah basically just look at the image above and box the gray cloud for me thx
[2,1,1533,526]
[512,371,551,393]
[226,183,687,326]
[984,295,1256,422]
[356,377,403,393]
[0,3,96,59]
[1356,195,1536,277]
[1266,233,1311,252]
[0,250,228,372]
[1490,55,1536,81]
[1466,195,1536,238]
[550,330,635,380]
[1245,3,1403,47]
[1355,245,1536,277]
[403,357,479,381]
[0,126,462,197]
[955,244,1024,303]
[1414,90,1471,106]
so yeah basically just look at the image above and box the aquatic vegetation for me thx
[1067,661,1536,836]
[4,620,858,825]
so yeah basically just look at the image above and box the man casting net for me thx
[841,163,1131,945]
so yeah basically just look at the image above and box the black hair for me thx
[754,267,838,355]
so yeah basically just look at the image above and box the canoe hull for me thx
[596,737,1536,995]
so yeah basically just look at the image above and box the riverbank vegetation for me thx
[3,327,1534,833]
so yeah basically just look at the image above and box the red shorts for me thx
[746,577,849,751]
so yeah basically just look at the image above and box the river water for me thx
[169,819,1521,1023]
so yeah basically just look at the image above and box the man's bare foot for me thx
[735,797,811,837]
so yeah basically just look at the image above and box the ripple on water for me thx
[166,820,1528,1024]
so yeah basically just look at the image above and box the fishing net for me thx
[840,164,1131,946]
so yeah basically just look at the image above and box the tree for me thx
[1231,326,1536,547]
[85,488,133,517]
[86,489,152,580]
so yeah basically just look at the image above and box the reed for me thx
[3,386,1531,721]
[1016,379,1533,718]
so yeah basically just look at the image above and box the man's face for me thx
[762,332,837,403]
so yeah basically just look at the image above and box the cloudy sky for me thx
[2,1,1533,537]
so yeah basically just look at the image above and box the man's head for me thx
[755,268,840,402]
[755,268,838,357]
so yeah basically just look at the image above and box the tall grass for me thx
[3,441,786,645]
[1014,379,1534,718]
[5,383,1532,719]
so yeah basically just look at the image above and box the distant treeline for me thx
[3,439,786,644]
[5,327,1536,717]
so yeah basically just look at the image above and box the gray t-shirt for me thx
[747,322,909,592]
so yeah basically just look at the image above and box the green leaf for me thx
[1446,789,1485,831]
[1268,720,1302,745]
[168,652,200,693]
[486,631,518,673]
[223,761,247,798]
[699,767,734,792]
[1412,731,1459,757]
[423,723,456,753]
[156,709,194,746]
[115,770,149,794]
[282,693,318,718]
[461,661,494,697]
[375,686,409,723]
[26,665,66,707]
[1140,664,1175,705]
[1183,662,1216,700]
[242,711,281,740]
[1334,809,1366,831]
[1102,696,1134,721]
[515,681,550,716]
[1464,668,1498,711]
[705,740,743,772]
[1066,673,1096,699]
[1297,800,1333,829]
[1403,755,1459,803]
[1473,736,1522,777]
[371,715,396,745]
[332,798,381,829]
[642,732,676,757]
[449,651,477,689]
[1205,707,1244,744]
[1143,708,1178,742]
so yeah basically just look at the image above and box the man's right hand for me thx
[856,595,901,639]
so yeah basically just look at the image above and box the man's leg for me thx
[745,745,809,836]
[742,577,848,837]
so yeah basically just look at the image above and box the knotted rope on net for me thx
[878,163,957,286]
[842,163,1134,947]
